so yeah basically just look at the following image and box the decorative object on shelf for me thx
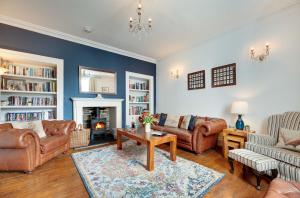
[143,115,154,133]
[250,43,270,62]
[187,70,205,90]
[129,0,152,39]
[212,63,236,88]
[244,125,250,132]
[231,101,248,130]
[170,69,179,80]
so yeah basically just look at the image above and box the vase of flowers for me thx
[143,115,154,133]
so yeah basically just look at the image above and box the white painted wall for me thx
[156,4,300,133]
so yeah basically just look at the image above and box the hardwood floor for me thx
[0,143,269,198]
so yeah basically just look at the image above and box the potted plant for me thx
[143,115,154,133]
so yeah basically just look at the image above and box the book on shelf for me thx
[129,94,149,103]
[129,106,148,116]
[1,78,56,92]
[0,59,57,78]
[5,96,56,106]
[6,111,55,121]
[128,80,149,90]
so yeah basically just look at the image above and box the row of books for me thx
[129,81,149,90]
[1,60,56,78]
[1,78,57,92]
[129,106,147,116]
[129,94,149,102]
[6,111,55,121]
[7,96,56,106]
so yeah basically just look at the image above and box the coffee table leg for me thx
[117,133,122,150]
[147,142,154,171]
[170,138,177,161]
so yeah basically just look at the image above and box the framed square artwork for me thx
[187,70,205,90]
[211,63,236,88]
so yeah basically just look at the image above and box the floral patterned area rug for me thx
[71,141,224,198]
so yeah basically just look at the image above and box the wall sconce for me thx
[170,69,179,80]
[250,43,270,62]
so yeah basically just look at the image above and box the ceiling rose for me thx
[129,0,152,39]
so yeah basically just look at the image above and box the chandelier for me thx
[129,1,152,38]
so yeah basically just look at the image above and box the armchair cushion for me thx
[0,129,39,149]
[246,142,300,168]
[40,135,69,154]
[276,128,300,152]
[42,120,76,136]
[12,121,46,138]
[247,133,277,146]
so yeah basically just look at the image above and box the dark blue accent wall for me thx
[0,23,156,126]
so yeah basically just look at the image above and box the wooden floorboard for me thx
[0,143,269,198]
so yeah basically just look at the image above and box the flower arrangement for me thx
[142,115,155,125]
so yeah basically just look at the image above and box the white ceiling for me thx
[0,0,299,62]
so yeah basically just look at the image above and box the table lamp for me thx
[231,101,248,130]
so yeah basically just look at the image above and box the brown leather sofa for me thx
[152,116,227,154]
[264,178,300,198]
[0,120,76,173]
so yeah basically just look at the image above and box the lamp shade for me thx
[231,101,248,115]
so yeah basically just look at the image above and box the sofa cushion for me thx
[40,135,69,154]
[246,142,300,168]
[180,115,191,130]
[188,115,197,131]
[165,115,181,128]
[152,125,192,143]
[158,113,167,126]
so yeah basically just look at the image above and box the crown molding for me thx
[0,15,156,63]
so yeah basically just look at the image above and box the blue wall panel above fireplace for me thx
[0,23,156,126]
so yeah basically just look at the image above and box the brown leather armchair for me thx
[264,178,300,198]
[0,120,76,173]
[152,117,227,154]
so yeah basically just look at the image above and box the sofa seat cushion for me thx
[40,135,69,154]
[152,125,192,143]
[246,142,300,168]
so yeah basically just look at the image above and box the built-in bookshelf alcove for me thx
[0,48,64,122]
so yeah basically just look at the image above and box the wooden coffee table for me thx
[117,128,177,171]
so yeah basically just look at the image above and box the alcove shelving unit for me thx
[0,48,64,123]
[125,71,154,126]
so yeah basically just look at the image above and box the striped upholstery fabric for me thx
[229,149,278,172]
[247,133,276,146]
[246,112,300,182]
[267,114,282,140]
[246,142,300,168]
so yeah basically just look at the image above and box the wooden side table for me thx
[223,128,255,158]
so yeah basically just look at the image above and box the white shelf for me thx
[0,90,57,95]
[126,71,154,126]
[1,74,57,81]
[0,106,57,109]
[129,102,149,104]
[129,89,149,92]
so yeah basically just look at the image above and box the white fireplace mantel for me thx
[71,97,124,128]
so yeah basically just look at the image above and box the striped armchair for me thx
[245,112,300,182]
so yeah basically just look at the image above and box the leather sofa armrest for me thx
[198,119,227,136]
[0,129,40,149]
[42,120,76,136]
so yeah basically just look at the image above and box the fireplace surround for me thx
[71,97,124,144]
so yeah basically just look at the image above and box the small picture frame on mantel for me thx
[211,63,236,88]
[187,70,205,90]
